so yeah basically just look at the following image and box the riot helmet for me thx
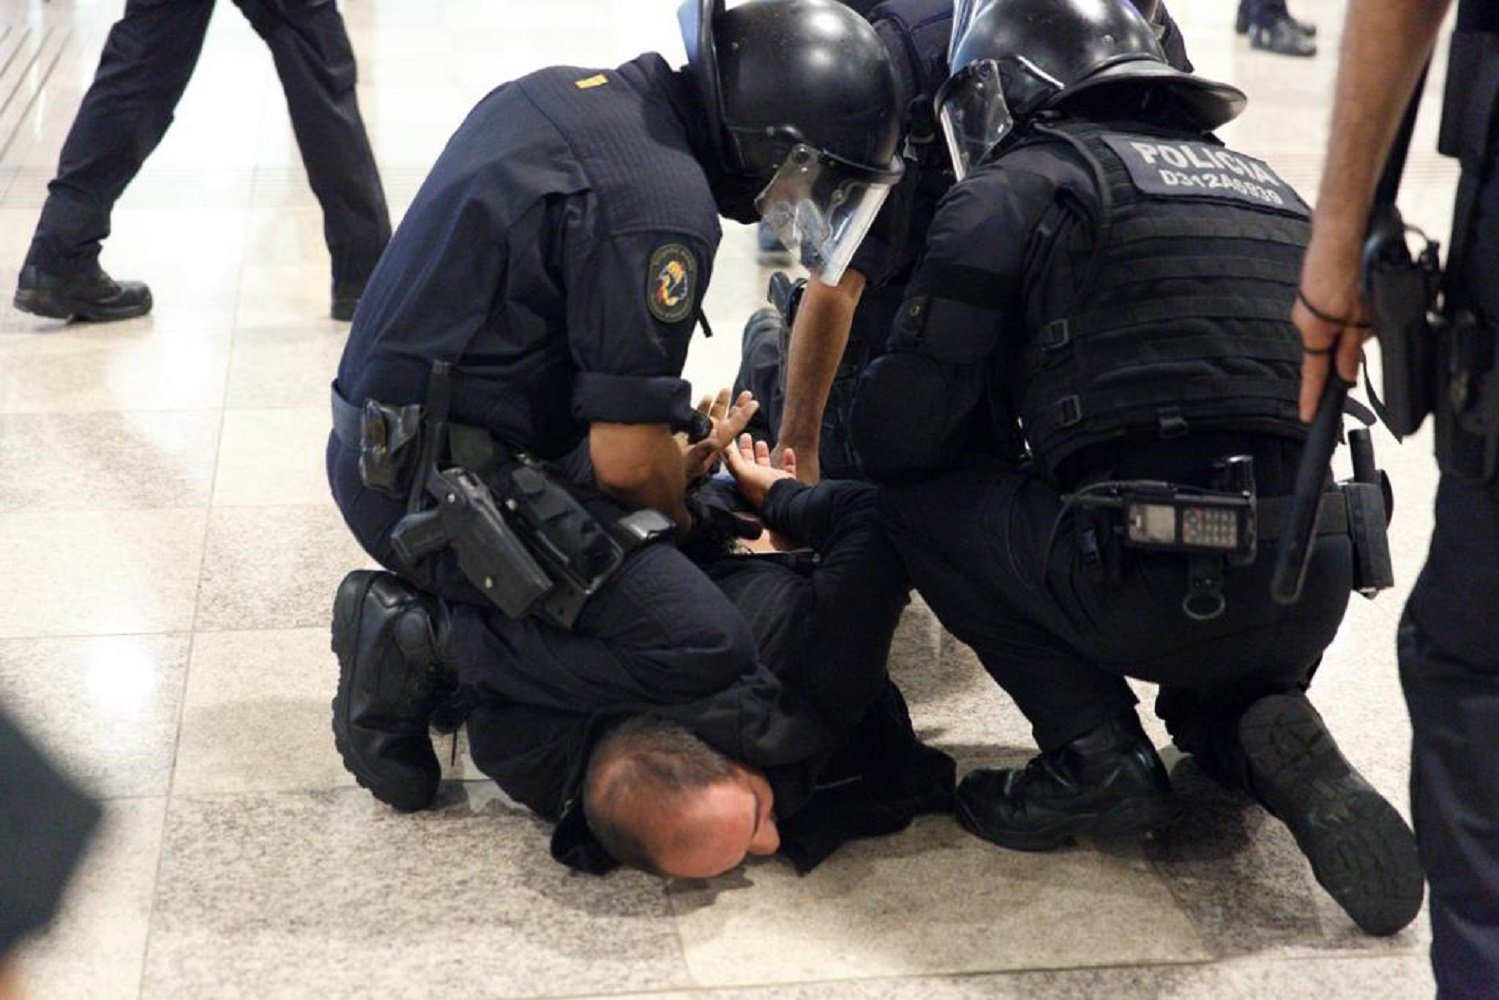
[938,0,1246,180]
[679,0,904,284]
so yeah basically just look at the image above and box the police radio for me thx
[1064,455,1258,564]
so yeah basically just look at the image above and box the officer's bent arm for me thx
[851,172,1045,480]
[589,421,691,531]
[777,268,868,482]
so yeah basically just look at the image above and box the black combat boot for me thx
[13,265,152,321]
[1235,1,1316,37]
[956,714,1177,851]
[1238,693,1425,936]
[331,570,447,812]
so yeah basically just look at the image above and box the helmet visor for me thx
[936,59,1014,182]
[950,0,987,61]
[755,145,903,286]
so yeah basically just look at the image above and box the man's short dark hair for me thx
[582,715,736,874]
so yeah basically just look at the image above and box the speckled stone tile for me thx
[888,598,1037,770]
[0,324,233,412]
[0,509,208,638]
[18,797,167,1000]
[0,410,221,512]
[211,407,333,507]
[173,628,352,795]
[671,814,1210,987]
[1146,756,1428,960]
[140,786,691,999]
[0,635,190,798]
[194,505,374,631]
[225,323,352,408]
[235,261,349,329]
[1225,954,1437,998]
[589,962,1242,1000]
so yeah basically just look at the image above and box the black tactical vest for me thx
[1011,120,1313,478]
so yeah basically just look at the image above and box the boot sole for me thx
[331,570,434,813]
[13,288,153,322]
[956,788,1178,852]
[1240,695,1424,936]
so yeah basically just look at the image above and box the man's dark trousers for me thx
[877,455,1352,755]
[25,0,389,286]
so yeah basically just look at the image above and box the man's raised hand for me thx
[724,433,797,509]
[682,388,760,480]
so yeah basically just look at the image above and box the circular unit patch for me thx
[647,243,697,324]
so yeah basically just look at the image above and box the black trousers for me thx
[1239,0,1293,23]
[1401,475,1499,995]
[26,0,389,284]
[879,455,1352,756]
[1405,133,1499,994]
[326,435,835,772]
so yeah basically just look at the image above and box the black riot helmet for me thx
[679,0,904,284]
[938,0,1246,180]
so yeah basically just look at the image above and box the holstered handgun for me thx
[1362,203,1442,438]
[391,468,556,621]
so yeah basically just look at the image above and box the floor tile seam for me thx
[0,406,229,419]
[152,255,248,988]
[0,630,193,645]
[134,782,172,1000]
[162,772,498,802]
[0,504,210,520]
[541,956,1240,1000]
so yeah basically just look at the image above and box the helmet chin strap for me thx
[706,169,769,225]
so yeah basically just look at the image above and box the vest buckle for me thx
[1157,407,1189,439]
[1040,319,1071,350]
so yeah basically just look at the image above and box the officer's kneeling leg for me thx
[441,541,829,769]
[330,569,450,813]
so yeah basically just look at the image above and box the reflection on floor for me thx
[0,1,1452,997]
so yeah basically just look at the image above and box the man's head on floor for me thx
[583,715,780,878]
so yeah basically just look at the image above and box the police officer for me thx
[740,0,1191,483]
[851,0,1424,937]
[325,0,906,817]
[12,0,389,323]
[1296,0,1499,987]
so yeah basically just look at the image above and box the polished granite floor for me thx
[0,1,1459,997]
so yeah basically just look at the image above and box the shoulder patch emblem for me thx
[574,74,609,90]
[647,244,697,324]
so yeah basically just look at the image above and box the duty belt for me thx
[330,375,672,629]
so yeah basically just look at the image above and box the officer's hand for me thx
[725,434,797,509]
[1295,234,1374,421]
[682,388,759,480]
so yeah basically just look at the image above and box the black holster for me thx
[341,367,671,630]
[1362,205,1442,439]
[1432,30,1499,481]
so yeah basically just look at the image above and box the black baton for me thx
[1271,374,1352,603]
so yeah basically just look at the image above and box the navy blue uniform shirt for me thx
[335,54,719,459]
